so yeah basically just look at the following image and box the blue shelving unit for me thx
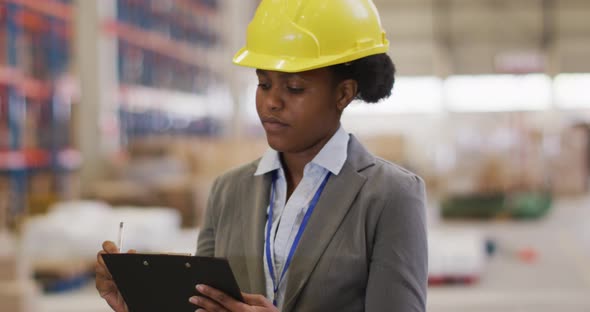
[3,2,28,219]
[112,0,223,142]
[0,0,75,224]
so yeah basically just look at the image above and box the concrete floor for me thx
[39,196,590,312]
[428,195,590,312]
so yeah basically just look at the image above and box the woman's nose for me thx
[264,87,284,111]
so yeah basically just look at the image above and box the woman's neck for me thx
[280,125,339,198]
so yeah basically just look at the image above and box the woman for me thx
[96,0,428,311]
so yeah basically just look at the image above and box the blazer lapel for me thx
[241,170,272,295]
[282,136,374,311]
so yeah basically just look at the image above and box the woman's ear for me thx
[336,79,358,112]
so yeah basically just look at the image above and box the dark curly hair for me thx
[330,53,396,103]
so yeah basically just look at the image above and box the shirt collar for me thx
[254,126,349,176]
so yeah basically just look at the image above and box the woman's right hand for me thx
[96,241,135,312]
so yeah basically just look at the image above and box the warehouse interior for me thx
[1,0,590,311]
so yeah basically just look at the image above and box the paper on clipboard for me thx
[102,253,244,312]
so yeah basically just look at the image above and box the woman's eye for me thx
[287,86,305,94]
[257,83,271,90]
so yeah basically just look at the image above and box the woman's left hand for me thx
[189,284,279,312]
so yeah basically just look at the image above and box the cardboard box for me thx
[549,126,589,195]
[0,255,20,281]
[98,136,271,227]
[357,135,406,164]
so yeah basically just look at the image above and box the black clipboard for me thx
[102,254,244,312]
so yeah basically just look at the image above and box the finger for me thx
[96,277,118,298]
[97,250,106,265]
[95,260,110,277]
[96,249,117,281]
[95,251,112,279]
[242,292,272,306]
[189,295,228,312]
[128,249,137,254]
[102,241,119,253]
[95,261,113,279]
[96,251,109,268]
[196,284,244,311]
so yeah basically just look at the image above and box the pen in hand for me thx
[118,222,125,252]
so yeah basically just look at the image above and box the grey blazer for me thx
[196,135,428,312]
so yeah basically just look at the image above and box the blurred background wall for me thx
[0,0,589,311]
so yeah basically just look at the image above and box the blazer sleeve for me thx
[365,175,428,312]
[196,178,221,257]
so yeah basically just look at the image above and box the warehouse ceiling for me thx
[372,0,590,76]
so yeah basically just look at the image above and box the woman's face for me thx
[255,68,344,154]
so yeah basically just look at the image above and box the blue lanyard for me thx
[265,170,331,306]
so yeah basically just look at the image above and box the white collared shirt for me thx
[254,126,350,309]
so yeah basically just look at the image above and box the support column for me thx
[73,0,119,195]
[432,0,453,80]
[220,0,257,139]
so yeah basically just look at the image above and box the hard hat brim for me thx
[232,43,390,73]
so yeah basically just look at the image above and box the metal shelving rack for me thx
[102,0,224,142]
[0,0,78,225]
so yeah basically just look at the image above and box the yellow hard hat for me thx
[233,0,390,73]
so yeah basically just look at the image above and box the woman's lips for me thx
[261,116,289,133]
